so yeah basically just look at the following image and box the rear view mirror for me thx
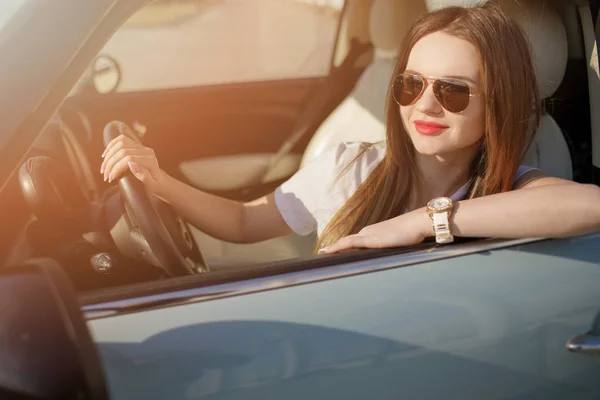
[0,259,108,399]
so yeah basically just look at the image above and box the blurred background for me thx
[95,0,345,93]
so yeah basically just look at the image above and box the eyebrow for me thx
[404,70,479,86]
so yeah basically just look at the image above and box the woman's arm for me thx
[156,175,292,243]
[448,177,600,239]
[101,134,292,244]
[322,175,600,253]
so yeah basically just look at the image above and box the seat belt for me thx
[254,38,374,185]
[590,0,598,24]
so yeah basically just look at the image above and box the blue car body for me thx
[82,235,600,399]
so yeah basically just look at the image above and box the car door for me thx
[62,0,347,266]
[84,234,600,399]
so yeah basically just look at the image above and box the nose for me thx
[415,83,443,114]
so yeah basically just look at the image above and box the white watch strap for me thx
[432,211,454,244]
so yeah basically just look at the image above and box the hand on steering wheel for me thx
[101,121,207,277]
[101,125,163,192]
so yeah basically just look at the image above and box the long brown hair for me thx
[316,1,541,249]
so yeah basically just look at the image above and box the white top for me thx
[274,142,536,236]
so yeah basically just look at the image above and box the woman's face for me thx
[399,31,485,159]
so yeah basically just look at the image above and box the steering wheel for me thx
[103,121,207,276]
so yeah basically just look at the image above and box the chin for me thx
[411,138,450,156]
[414,148,449,157]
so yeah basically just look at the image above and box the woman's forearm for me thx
[154,174,290,244]
[316,181,600,255]
[99,132,289,243]
[439,183,600,239]
[155,173,247,243]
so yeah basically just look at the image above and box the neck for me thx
[409,147,478,210]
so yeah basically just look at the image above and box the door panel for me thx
[64,77,322,185]
[88,233,600,399]
[180,153,301,191]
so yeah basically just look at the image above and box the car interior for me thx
[2,0,598,295]
[187,0,590,266]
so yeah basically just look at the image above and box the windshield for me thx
[0,2,29,31]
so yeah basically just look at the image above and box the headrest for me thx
[368,0,427,55]
[425,0,486,10]
[498,0,568,98]
[426,0,567,98]
[368,0,567,98]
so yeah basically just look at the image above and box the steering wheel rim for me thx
[103,121,206,276]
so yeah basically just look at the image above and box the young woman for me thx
[100,2,600,255]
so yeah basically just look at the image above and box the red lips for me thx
[414,120,449,135]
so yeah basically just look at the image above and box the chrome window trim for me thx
[82,237,544,320]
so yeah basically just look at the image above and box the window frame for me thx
[81,236,547,319]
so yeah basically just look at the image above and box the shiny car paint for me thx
[88,234,600,399]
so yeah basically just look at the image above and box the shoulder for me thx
[514,165,538,183]
[512,165,574,189]
[273,141,385,236]
[512,166,574,189]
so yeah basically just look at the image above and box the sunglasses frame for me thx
[392,73,483,113]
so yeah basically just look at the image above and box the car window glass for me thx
[84,0,344,94]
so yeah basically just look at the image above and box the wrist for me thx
[425,197,457,244]
[410,207,435,239]
[153,170,174,199]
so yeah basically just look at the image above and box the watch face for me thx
[429,197,452,211]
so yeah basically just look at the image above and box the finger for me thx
[107,154,157,183]
[106,152,155,182]
[100,139,146,174]
[320,235,369,254]
[101,136,132,174]
[101,135,142,171]
[103,146,143,180]
[101,123,135,158]
[128,161,151,183]
[102,132,129,158]
[101,134,140,171]
[104,148,152,181]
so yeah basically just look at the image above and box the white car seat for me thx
[301,0,427,167]
[302,0,573,180]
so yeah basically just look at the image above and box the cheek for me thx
[456,102,485,142]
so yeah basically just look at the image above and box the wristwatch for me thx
[426,197,454,244]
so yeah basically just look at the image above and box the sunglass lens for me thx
[394,74,424,106]
[434,79,470,113]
